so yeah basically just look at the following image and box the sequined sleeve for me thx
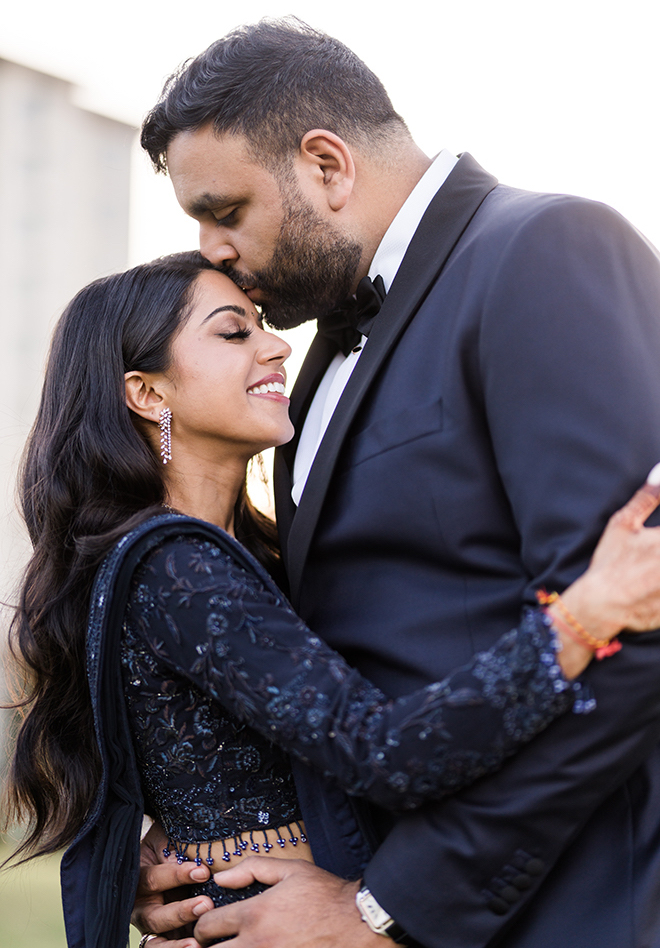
[126,534,585,811]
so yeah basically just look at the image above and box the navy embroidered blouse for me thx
[120,531,588,907]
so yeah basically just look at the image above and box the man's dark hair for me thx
[141,18,408,173]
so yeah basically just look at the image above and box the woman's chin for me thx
[247,423,295,457]
[272,421,296,448]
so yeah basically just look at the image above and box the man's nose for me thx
[199,222,238,267]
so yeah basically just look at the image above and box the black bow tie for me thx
[318,275,386,356]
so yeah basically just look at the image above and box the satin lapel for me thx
[273,331,338,558]
[286,154,498,605]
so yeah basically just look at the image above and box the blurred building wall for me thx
[0,58,134,781]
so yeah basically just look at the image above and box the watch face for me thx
[357,888,394,933]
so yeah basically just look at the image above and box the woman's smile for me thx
[247,372,289,402]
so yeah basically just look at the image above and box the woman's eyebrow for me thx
[201,304,248,324]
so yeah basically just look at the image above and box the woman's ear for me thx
[124,371,166,423]
[297,130,356,212]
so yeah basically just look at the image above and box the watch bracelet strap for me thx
[387,922,424,947]
[386,917,410,943]
[391,926,424,948]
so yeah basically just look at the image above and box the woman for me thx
[5,252,660,948]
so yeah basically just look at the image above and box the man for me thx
[134,19,660,948]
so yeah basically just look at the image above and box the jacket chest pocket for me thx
[346,398,444,468]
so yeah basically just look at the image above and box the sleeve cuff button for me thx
[487,897,510,915]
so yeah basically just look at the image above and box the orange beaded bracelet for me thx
[536,589,622,660]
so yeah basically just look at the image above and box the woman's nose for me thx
[258,331,292,366]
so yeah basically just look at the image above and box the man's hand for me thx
[132,822,214,948]
[193,857,388,948]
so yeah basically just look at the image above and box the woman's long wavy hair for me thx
[3,251,281,863]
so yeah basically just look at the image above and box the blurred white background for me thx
[4,0,659,260]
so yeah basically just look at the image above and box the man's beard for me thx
[223,190,363,331]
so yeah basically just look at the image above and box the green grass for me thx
[0,841,67,947]
[0,840,141,948]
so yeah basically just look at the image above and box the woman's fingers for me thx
[573,465,660,636]
[559,466,660,641]
[132,892,213,937]
[136,860,210,896]
[132,897,212,941]
[140,820,169,866]
[607,464,660,533]
[591,464,660,564]
[138,938,201,948]
[132,862,213,934]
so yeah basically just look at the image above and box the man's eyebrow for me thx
[188,192,232,216]
[201,305,248,324]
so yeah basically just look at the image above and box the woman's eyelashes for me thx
[217,326,253,341]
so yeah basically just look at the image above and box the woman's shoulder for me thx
[116,513,286,607]
[121,515,300,659]
[102,512,272,587]
[135,524,245,585]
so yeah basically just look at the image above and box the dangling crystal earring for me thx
[159,408,172,464]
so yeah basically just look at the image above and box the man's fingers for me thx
[137,860,210,896]
[194,903,245,945]
[194,863,370,948]
[213,855,298,890]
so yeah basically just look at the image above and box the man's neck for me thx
[354,143,432,284]
[367,150,458,292]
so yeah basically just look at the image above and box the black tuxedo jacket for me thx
[274,155,660,948]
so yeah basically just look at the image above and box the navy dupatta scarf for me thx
[60,513,369,948]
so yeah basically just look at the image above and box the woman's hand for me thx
[560,464,660,646]
[131,821,213,948]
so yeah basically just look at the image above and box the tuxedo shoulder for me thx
[477,182,646,248]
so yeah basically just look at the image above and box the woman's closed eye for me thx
[217,326,253,341]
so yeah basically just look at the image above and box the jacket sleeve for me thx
[363,196,660,947]
[127,537,580,811]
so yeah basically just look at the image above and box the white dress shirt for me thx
[291,150,458,506]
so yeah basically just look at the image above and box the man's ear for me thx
[125,371,166,423]
[297,130,356,212]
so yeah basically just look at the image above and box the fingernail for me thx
[192,900,209,916]
[647,463,660,486]
[190,866,209,881]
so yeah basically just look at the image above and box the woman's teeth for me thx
[248,381,286,395]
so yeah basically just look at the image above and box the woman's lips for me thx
[247,374,289,403]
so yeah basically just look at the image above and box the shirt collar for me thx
[368,149,459,292]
